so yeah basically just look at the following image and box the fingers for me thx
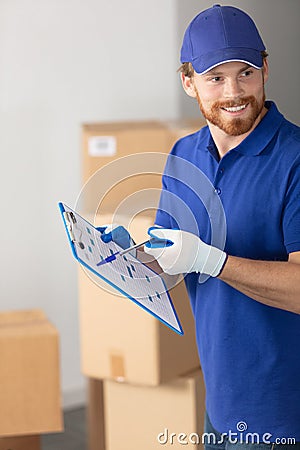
[98,224,132,250]
[144,227,198,275]
[103,223,119,234]
[96,226,108,234]
[144,227,174,269]
[146,226,176,247]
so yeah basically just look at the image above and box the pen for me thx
[96,237,173,267]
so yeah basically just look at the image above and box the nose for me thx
[223,77,244,98]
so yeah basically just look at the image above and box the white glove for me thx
[144,227,227,277]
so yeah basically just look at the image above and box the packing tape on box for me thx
[0,309,47,327]
[110,353,125,382]
[0,318,50,329]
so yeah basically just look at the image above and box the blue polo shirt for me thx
[155,102,300,441]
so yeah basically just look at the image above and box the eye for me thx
[210,76,223,82]
[241,69,253,77]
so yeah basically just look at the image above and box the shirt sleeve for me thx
[283,160,300,253]
[154,173,174,228]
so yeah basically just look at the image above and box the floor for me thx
[42,407,87,450]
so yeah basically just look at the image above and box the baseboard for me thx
[62,385,87,410]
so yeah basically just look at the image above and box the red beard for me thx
[196,93,265,136]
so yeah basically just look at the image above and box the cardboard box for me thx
[104,368,205,450]
[87,379,105,450]
[165,118,205,149]
[0,435,40,450]
[81,119,204,213]
[0,310,63,437]
[79,214,199,386]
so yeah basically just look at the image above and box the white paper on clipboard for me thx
[59,202,183,335]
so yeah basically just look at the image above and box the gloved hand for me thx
[97,224,135,250]
[144,227,227,277]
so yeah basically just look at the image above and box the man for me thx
[142,4,300,448]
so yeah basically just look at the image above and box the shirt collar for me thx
[236,101,284,156]
[202,101,284,158]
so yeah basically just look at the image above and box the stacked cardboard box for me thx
[0,435,40,450]
[80,120,206,450]
[80,119,204,214]
[104,368,205,450]
[0,309,63,444]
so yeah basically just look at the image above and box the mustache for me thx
[213,96,256,109]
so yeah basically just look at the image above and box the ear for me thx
[262,58,269,84]
[181,73,197,98]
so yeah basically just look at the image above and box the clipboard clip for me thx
[63,212,76,242]
[63,211,85,249]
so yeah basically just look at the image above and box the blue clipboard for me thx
[58,202,183,335]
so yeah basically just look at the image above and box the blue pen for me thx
[96,237,173,267]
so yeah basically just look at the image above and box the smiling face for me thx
[181,60,269,137]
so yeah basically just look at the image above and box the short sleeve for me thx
[154,173,174,229]
[283,160,300,253]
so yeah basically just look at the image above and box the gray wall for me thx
[176,0,300,125]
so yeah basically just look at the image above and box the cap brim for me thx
[190,48,264,74]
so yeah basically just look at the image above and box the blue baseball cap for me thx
[180,4,266,74]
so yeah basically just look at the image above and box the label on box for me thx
[88,136,117,157]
